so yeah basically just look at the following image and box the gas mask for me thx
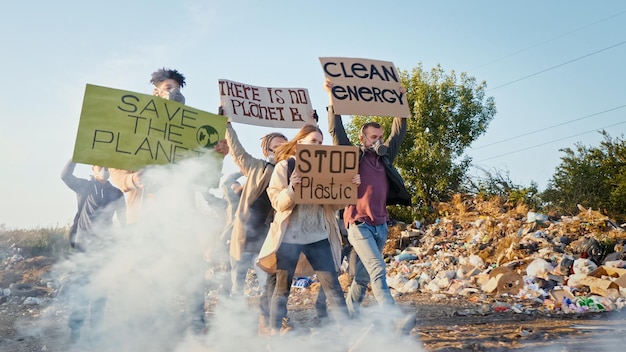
[364,139,388,156]
[157,87,186,104]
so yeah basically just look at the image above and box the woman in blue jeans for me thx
[257,124,360,335]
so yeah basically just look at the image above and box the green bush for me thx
[387,205,434,225]
[0,225,70,259]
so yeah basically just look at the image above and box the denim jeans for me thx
[315,244,356,318]
[229,252,267,296]
[270,239,349,330]
[346,221,395,315]
[68,273,106,341]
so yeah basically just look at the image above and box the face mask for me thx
[363,139,388,156]
[158,87,185,104]
[268,155,276,164]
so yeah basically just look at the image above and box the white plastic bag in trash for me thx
[526,258,553,278]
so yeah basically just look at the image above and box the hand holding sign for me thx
[213,139,229,156]
[352,173,361,186]
[289,171,302,187]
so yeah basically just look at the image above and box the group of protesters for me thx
[61,67,417,346]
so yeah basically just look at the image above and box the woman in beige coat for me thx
[257,124,359,335]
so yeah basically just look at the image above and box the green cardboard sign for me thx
[73,84,227,171]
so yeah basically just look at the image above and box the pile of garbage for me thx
[383,194,626,313]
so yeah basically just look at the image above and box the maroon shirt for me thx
[344,151,389,227]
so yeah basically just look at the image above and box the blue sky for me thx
[1,0,625,229]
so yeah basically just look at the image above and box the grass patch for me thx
[0,225,71,259]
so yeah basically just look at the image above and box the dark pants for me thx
[260,272,276,319]
[270,239,349,329]
[68,273,106,341]
[315,244,356,318]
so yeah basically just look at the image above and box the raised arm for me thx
[109,168,142,193]
[324,79,352,146]
[386,116,408,162]
[225,123,266,176]
[221,171,243,205]
[61,160,86,192]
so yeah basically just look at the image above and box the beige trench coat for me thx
[226,124,276,261]
[256,157,345,275]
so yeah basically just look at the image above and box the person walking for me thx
[324,79,416,335]
[61,160,125,344]
[257,124,359,335]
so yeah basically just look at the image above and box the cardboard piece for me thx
[588,266,626,288]
[218,79,316,128]
[496,271,524,295]
[573,265,626,297]
[319,57,411,118]
[293,144,359,204]
[74,84,227,172]
[575,276,620,297]
[481,270,524,295]
[488,266,512,279]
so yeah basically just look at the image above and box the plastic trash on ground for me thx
[292,277,312,289]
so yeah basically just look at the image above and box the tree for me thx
[542,131,626,220]
[464,166,542,210]
[347,63,496,210]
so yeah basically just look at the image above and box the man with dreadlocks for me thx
[221,112,290,335]
[109,68,228,336]
[110,68,228,223]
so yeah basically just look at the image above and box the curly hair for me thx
[150,68,186,87]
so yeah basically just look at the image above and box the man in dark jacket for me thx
[324,79,415,335]
[61,159,125,344]
[62,160,125,251]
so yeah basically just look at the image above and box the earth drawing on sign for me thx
[196,125,220,149]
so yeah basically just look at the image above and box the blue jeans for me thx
[346,221,395,315]
[270,239,349,329]
[68,272,106,341]
[315,244,356,318]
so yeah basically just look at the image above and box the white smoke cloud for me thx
[33,156,424,351]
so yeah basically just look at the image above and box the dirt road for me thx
[2,285,626,352]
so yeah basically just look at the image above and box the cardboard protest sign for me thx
[73,84,227,171]
[293,144,359,204]
[218,79,316,128]
[319,57,410,118]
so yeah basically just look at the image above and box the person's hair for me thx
[359,121,382,137]
[260,132,288,159]
[273,124,322,163]
[150,68,186,87]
